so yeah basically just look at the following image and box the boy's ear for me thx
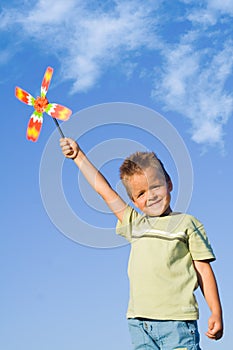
[168,179,173,192]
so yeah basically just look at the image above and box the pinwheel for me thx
[15,66,72,142]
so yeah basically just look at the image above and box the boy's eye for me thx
[137,191,145,198]
[152,184,162,190]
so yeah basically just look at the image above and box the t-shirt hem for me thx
[126,314,199,321]
[192,255,216,262]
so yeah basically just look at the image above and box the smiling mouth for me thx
[147,200,161,207]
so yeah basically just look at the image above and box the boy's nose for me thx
[147,190,157,201]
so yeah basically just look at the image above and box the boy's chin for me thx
[145,209,165,217]
[144,206,171,217]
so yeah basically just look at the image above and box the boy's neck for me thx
[160,206,172,217]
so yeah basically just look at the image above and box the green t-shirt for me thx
[116,206,215,320]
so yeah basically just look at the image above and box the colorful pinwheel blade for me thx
[46,103,72,121]
[41,66,53,97]
[15,87,35,106]
[26,112,43,142]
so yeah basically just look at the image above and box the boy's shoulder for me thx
[166,211,203,229]
[117,206,208,242]
[122,206,203,231]
[122,206,202,224]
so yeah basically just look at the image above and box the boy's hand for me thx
[206,313,223,340]
[60,137,79,160]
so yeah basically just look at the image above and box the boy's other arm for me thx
[193,260,223,341]
[60,138,127,222]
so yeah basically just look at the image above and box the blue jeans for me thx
[128,318,201,350]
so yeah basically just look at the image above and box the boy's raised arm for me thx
[60,137,127,222]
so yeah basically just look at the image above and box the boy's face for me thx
[127,167,172,217]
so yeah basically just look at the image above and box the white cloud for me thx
[152,38,233,145]
[207,0,233,16]
[62,5,159,92]
[180,0,233,14]
[187,9,217,26]
[26,0,77,25]
[184,0,233,26]
[1,0,232,147]
[0,0,159,92]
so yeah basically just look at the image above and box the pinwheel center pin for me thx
[34,96,49,113]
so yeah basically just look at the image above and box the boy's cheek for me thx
[133,200,144,211]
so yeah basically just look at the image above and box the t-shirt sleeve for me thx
[188,217,216,262]
[116,205,140,242]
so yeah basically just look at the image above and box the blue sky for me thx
[1,0,233,349]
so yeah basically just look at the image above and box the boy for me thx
[60,137,223,350]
